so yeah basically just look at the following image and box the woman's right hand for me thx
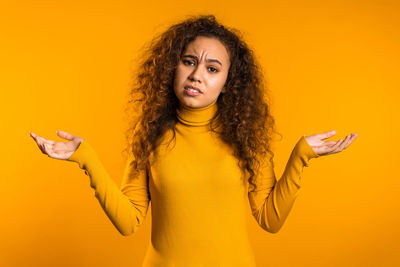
[30,130,84,160]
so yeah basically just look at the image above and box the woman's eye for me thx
[182,60,218,73]
[183,60,194,65]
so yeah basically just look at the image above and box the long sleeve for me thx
[248,135,319,233]
[66,140,151,236]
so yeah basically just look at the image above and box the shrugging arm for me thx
[67,140,150,236]
[248,135,319,233]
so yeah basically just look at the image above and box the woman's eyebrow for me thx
[182,54,222,66]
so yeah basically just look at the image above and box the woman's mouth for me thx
[184,86,202,96]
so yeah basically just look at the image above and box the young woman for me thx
[30,15,357,266]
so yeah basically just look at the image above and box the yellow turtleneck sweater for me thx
[67,98,319,266]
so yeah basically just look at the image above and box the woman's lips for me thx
[185,85,202,93]
[184,86,202,96]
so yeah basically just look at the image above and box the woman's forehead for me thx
[183,36,230,63]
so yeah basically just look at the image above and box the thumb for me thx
[318,130,336,140]
[56,130,76,141]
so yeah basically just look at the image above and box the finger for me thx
[324,141,337,146]
[327,133,358,154]
[340,136,350,150]
[46,139,55,145]
[39,138,49,154]
[344,134,354,148]
[38,136,49,145]
[344,133,356,147]
[329,139,345,154]
[36,137,47,154]
[31,133,54,145]
[30,132,39,141]
[36,141,44,154]
[337,135,352,151]
[351,133,358,142]
[37,137,53,154]
[43,142,53,154]
[317,130,337,141]
[343,133,358,149]
[38,136,56,145]
[57,130,75,141]
[31,134,46,154]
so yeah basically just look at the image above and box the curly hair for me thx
[122,14,281,187]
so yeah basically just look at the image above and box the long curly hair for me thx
[123,14,281,187]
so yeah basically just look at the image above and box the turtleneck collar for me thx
[176,98,218,127]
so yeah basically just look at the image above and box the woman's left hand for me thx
[304,130,358,156]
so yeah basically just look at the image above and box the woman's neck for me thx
[176,99,218,127]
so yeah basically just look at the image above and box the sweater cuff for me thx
[67,139,96,172]
[293,135,320,167]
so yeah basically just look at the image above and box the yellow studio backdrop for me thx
[1,0,399,266]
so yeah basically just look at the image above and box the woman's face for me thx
[173,36,230,108]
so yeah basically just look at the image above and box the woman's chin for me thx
[179,101,199,108]
[179,99,217,109]
[178,96,200,108]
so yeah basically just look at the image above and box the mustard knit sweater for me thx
[67,98,319,266]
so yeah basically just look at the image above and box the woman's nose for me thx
[189,65,203,82]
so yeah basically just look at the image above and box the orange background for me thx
[2,0,399,266]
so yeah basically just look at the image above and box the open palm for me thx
[305,130,358,156]
[30,130,84,160]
